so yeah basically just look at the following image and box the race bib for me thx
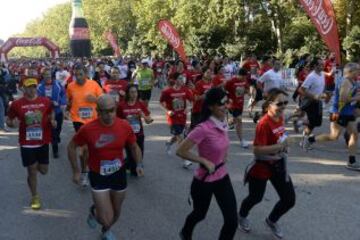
[99,159,122,176]
[141,78,150,86]
[235,86,245,97]
[157,68,162,73]
[172,98,185,111]
[128,115,141,133]
[26,127,43,141]
[45,88,52,98]
[78,107,93,119]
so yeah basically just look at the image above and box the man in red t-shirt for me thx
[160,72,193,163]
[103,67,128,103]
[225,68,249,148]
[7,78,55,210]
[68,94,144,240]
[323,52,337,93]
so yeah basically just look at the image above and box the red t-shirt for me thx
[117,101,150,136]
[160,86,193,125]
[242,60,260,72]
[192,80,212,113]
[297,69,309,85]
[324,59,336,86]
[188,70,203,84]
[152,61,165,77]
[103,79,128,102]
[258,64,272,76]
[7,97,53,146]
[72,118,137,174]
[250,114,285,179]
[225,77,248,110]
[212,74,226,87]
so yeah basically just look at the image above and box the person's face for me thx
[273,61,282,71]
[268,94,288,117]
[74,69,86,84]
[97,100,116,125]
[128,87,138,100]
[177,62,184,72]
[204,69,212,80]
[176,75,186,86]
[24,85,37,99]
[316,60,324,71]
[209,96,228,121]
[43,70,52,82]
[329,52,335,60]
[99,64,105,71]
[110,69,120,80]
[347,66,360,80]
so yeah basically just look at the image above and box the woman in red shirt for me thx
[117,84,153,176]
[238,88,296,239]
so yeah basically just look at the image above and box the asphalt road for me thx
[1,88,359,240]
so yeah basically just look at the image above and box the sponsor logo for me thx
[95,134,115,148]
[159,22,180,49]
[301,0,334,35]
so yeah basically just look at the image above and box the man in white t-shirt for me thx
[117,59,129,80]
[223,57,235,81]
[298,57,326,150]
[258,59,285,96]
[55,64,70,87]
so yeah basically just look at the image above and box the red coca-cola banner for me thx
[0,37,60,62]
[157,20,187,63]
[104,31,121,57]
[298,0,341,64]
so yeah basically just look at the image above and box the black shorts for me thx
[20,144,49,167]
[337,115,356,127]
[138,90,152,101]
[73,122,84,132]
[170,124,185,136]
[255,88,263,102]
[229,109,243,118]
[303,100,323,129]
[89,167,127,191]
[325,83,335,93]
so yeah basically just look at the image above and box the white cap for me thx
[141,59,148,64]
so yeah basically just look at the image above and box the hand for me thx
[72,171,81,185]
[51,120,57,128]
[202,159,215,174]
[86,94,97,103]
[144,117,154,124]
[136,166,144,177]
[167,110,174,117]
[119,90,126,96]
[52,101,59,107]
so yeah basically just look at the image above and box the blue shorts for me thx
[170,124,185,136]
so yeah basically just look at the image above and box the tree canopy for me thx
[6,0,360,61]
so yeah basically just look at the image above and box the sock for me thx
[349,156,356,164]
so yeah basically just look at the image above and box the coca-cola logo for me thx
[301,0,334,35]
[159,22,180,49]
[15,38,43,46]
[70,27,90,40]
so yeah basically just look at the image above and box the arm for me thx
[67,139,81,184]
[298,87,321,101]
[128,142,144,176]
[176,138,215,173]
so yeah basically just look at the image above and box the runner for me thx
[117,84,153,176]
[238,88,296,239]
[298,57,326,150]
[160,72,193,168]
[103,67,128,104]
[177,87,238,240]
[37,67,67,158]
[68,94,144,240]
[131,59,155,106]
[306,63,360,170]
[66,63,103,186]
[6,77,56,210]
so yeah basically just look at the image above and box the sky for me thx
[0,0,69,41]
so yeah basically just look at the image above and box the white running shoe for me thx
[165,142,172,155]
[346,161,360,171]
[183,160,192,169]
[240,140,250,149]
[238,216,251,233]
[80,172,89,187]
[265,218,284,239]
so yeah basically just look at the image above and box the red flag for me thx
[157,20,187,63]
[105,31,121,57]
[298,0,341,64]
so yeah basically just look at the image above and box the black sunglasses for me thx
[272,101,288,107]
[98,107,116,114]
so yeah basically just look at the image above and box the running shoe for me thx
[346,161,360,171]
[238,216,251,233]
[101,230,116,240]
[31,195,41,210]
[265,218,284,239]
[165,142,172,155]
[80,172,89,187]
[240,140,250,149]
[300,135,312,151]
[293,120,300,133]
[253,112,260,123]
[183,160,192,169]
[87,205,97,229]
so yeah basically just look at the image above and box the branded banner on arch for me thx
[104,31,121,57]
[157,20,187,63]
[298,0,341,64]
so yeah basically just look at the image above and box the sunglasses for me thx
[98,107,116,114]
[272,101,288,107]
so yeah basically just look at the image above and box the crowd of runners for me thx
[0,52,359,240]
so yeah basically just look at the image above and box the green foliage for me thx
[5,0,360,61]
[343,25,360,61]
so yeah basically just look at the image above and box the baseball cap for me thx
[141,59,149,65]
[23,78,38,87]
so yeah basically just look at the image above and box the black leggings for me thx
[239,172,296,223]
[125,135,144,174]
[181,175,238,240]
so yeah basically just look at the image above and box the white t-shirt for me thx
[118,64,129,79]
[224,64,234,81]
[55,70,70,87]
[301,71,325,95]
[258,69,283,93]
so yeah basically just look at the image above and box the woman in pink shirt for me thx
[176,87,238,240]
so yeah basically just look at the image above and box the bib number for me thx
[100,159,122,176]
[78,107,93,119]
[26,127,43,141]
[45,88,52,98]
[128,116,141,133]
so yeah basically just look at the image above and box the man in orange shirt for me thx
[66,63,103,186]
